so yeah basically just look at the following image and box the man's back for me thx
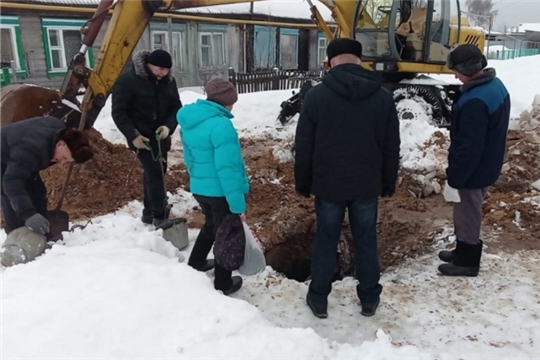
[294,63,401,201]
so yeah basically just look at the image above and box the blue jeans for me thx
[308,197,382,308]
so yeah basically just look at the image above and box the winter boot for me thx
[306,293,328,319]
[222,276,243,296]
[192,259,215,272]
[141,213,153,225]
[438,240,483,277]
[361,298,380,317]
[438,240,465,263]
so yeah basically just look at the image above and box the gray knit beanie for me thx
[205,78,238,106]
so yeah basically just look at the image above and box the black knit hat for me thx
[326,38,363,65]
[148,49,172,68]
[447,44,487,77]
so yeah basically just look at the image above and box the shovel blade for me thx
[48,210,70,240]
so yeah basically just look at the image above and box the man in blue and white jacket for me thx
[438,44,510,277]
[177,78,249,296]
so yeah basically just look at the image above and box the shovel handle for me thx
[55,162,75,211]
[55,104,91,211]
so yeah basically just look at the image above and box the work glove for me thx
[133,135,151,150]
[443,181,461,203]
[25,213,50,235]
[156,126,170,140]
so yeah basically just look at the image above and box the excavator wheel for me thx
[392,85,448,126]
[0,84,81,128]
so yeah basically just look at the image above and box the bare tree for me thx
[465,0,498,29]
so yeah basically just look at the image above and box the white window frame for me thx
[151,30,168,50]
[151,30,184,70]
[199,31,226,67]
[46,26,91,72]
[317,37,327,66]
[0,24,22,70]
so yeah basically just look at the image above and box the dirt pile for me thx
[40,128,187,220]
[483,129,540,232]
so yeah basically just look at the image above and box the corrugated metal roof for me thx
[9,0,333,22]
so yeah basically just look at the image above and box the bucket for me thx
[1,227,47,267]
[156,218,189,251]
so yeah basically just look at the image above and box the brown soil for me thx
[40,128,188,220]
[3,126,539,279]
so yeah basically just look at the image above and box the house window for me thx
[317,36,327,66]
[42,18,94,76]
[0,15,26,75]
[152,31,168,50]
[199,32,225,67]
[151,30,184,69]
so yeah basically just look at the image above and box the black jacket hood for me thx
[322,63,382,100]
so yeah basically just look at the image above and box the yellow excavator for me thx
[0,0,485,129]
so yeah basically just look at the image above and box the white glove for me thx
[156,126,170,140]
[443,181,461,203]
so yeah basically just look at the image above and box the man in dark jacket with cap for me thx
[438,44,510,277]
[294,38,401,319]
[112,49,182,226]
[1,116,94,238]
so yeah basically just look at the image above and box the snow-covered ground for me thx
[2,55,540,359]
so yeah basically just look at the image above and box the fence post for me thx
[272,67,279,90]
[228,67,236,88]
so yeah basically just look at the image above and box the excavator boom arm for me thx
[69,0,352,129]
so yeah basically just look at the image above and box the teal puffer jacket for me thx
[177,99,249,213]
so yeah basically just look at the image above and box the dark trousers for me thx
[137,149,168,219]
[454,188,488,245]
[1,172,48,235]
[309,197,382,307]
[189,194,233,291]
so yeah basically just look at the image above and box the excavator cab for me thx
[352,0,484,74]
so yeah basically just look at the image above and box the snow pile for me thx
[1,213,429,359]
[2,213,539,359]
[397,101,447,171]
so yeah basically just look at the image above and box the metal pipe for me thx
[0,2,332,28]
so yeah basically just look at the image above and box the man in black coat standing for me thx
[294,38,401,319]
[112,49,182,226]
[1,116,94,238]
[438,44,510,277]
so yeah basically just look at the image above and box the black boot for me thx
[438,240,465,263]
[192,259,215,272]
[222,276,243,295]
[438,240,483,277]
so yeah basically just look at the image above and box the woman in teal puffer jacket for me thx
[177,78,249,296]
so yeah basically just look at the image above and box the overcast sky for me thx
[490,0,540,31]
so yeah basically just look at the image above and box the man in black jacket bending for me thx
[294,38,401,319]
[112,49,182,226]
[1,116,94,238]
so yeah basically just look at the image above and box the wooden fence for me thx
[228,69,326,94]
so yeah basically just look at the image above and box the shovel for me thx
[47,102,91,241]
[48,162,74,241]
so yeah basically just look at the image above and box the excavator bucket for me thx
[0,83,82,128]
[1,83,82,240]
